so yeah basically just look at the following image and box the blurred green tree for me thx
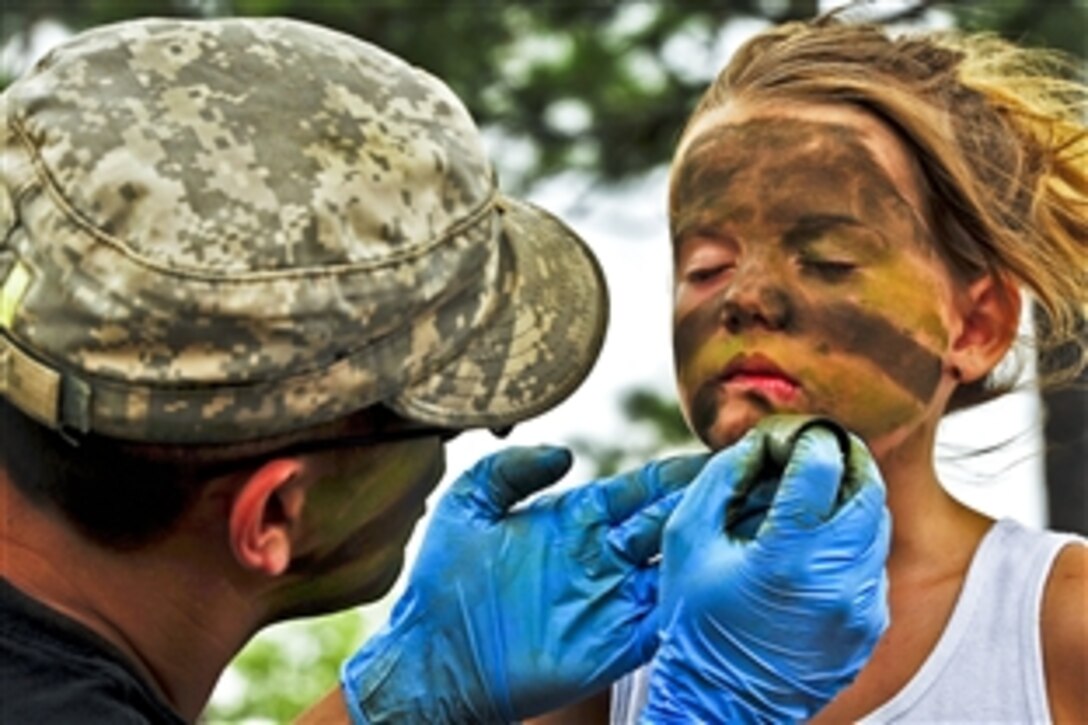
[203,608,367,722]
[8,1,1082,190]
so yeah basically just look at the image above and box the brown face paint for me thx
[674,283,797,369]
[812,301,943,401]
[673,118,927,254]
[722,287,794,332]
[285,440,444,578]
[671,129,755,243]
[675,271,800,440]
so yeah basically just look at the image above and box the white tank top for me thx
[611,518,1083,724]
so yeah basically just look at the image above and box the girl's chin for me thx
[700,416,764,451]
[699,402,818,450]
[689,390,810,451]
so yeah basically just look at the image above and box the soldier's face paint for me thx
[670,108,958,453]
[275,436,446,618]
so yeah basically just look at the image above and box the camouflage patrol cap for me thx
[0,17,608,444]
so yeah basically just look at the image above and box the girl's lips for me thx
[724,372,801,400]
[720,354,801,401]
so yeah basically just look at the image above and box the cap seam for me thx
[10,116,499,283]
[0,238,495,391]
[398,303,608,420]
[396,208,610,422]
[407,316,600,388]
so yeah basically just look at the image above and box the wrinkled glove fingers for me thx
[766,426,845,532]
[823,438,892,643]
[826,436,889,543]
[834,511,892,647]
[830,476,892,587]
[607,489,685,565]
[669,431,764,534]
[632,587,663,665]
[842,435,885,505]
[452,446,574,518]
[599,454,709,524]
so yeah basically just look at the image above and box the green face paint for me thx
[671,115,954,449]
[278,438,446,617]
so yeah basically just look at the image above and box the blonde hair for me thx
[684,18,1088,411]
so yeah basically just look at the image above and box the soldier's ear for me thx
[228,458,308,576]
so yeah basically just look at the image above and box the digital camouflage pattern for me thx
[0,17,607,443]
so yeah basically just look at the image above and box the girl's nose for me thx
[720,273,792,333]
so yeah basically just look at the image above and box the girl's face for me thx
[671,101,963,457]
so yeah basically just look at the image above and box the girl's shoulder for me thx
[1042,540,1087,723]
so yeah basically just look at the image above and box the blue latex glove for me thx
[341,445,709,723]
[641,418,891,723]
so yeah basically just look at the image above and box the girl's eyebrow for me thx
[782,214,888,250]
[671,203,755,244]
[670,223,745,258]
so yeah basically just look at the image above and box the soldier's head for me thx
[0,18,607,615]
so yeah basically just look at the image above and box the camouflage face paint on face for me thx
[671,115,952,448]
[675,293,944,435]
[672,118,928,249]
[280,437,446,615]
[815,301,943,400]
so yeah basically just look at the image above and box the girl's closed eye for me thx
[678,237,739,286]
[686,262,735,284]
[798,254,858,282]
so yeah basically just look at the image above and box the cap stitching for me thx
[395,217,610,422]
[398,294,608,419]
[10,116,500,283]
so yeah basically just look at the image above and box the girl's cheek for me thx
[855,262,954,353]
[798,359,924,440]
[673,298,721,377]
[673,279,717,319]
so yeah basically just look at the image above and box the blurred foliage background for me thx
[2,1,1083,721]
[4,0,1086,190]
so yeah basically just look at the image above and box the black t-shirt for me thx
[0,577,186,724]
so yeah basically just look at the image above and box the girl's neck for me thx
[876,431,994,580]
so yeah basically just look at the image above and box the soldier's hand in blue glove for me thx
[341,445,709,724]
[641,417,891,723]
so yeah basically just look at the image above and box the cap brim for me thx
[388,195,608,430]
